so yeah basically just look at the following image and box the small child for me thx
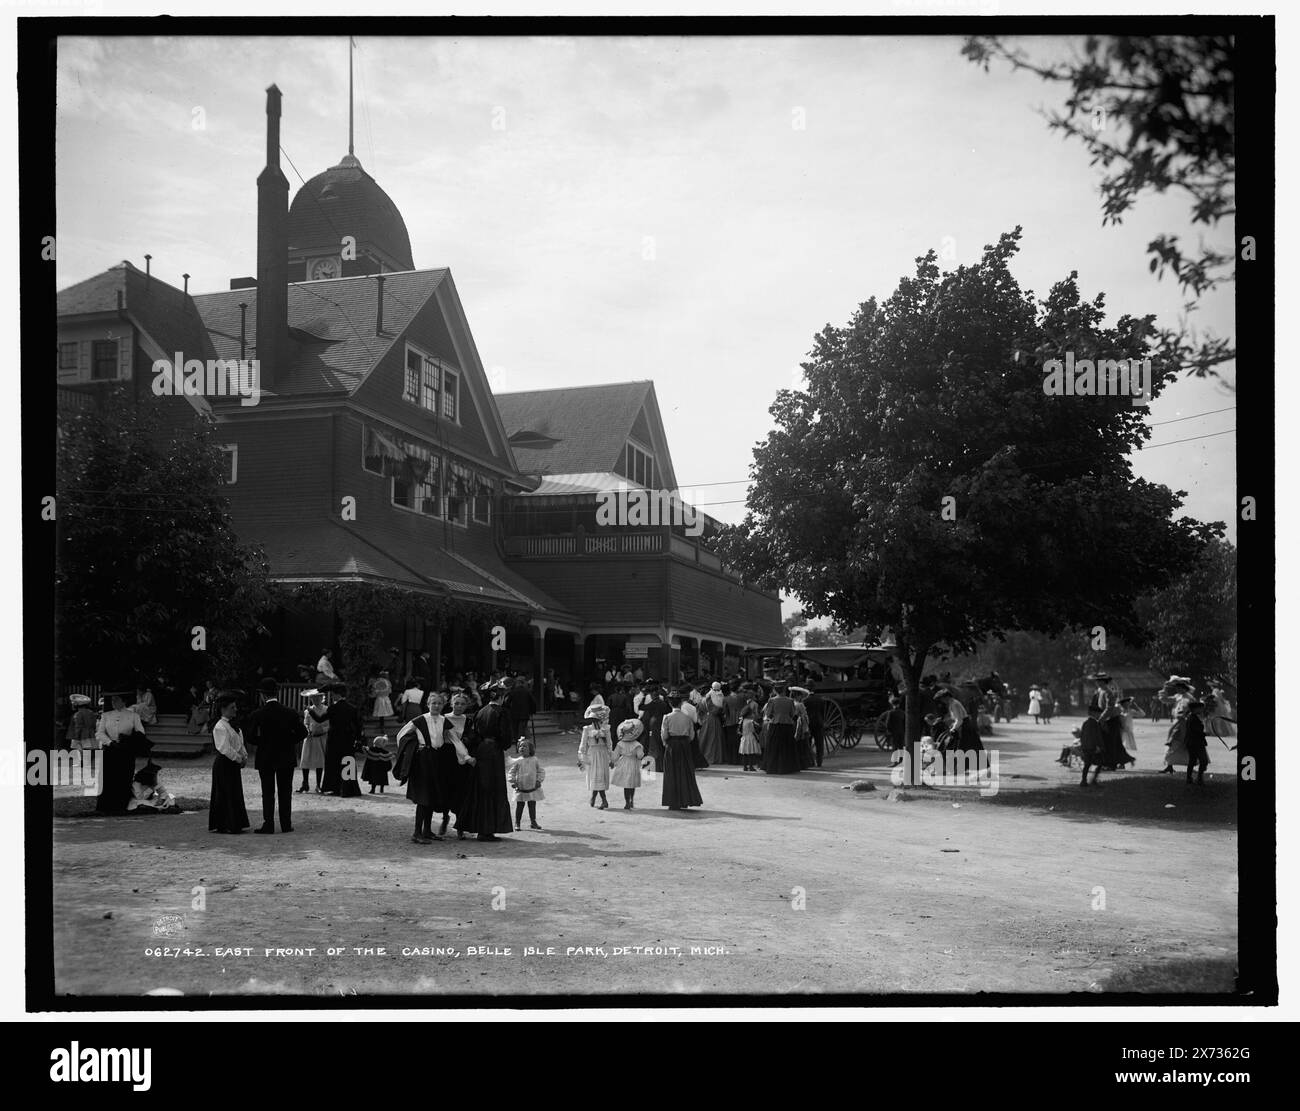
[508,738,545,830]
[128,763,180,813]
[371,671,394,729]
[738,707,761,771]
[66,695,98,749]
[610,718,647,807]
[361,735,395,794]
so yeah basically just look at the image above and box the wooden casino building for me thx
[55,85,781,689]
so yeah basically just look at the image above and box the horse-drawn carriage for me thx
[741,645,898,755]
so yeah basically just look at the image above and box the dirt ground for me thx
[49,717,1238,999]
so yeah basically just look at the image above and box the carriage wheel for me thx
[874,711,891,750]
[841,717,863,748]
[821,701,845,754]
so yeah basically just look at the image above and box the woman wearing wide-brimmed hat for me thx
[1159,677,1198,773]
[297,689,328,793]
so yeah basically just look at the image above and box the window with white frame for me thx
[403,343,454,418]
[624,441,655,488]
[91,339,118,381]
[217,444,238,485]
[392,443,441,517]
[58,342,78,370]
[403,349,421,405]
[442,367,459,422]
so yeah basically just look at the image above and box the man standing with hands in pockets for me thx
[246,678,308,834]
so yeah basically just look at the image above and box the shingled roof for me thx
[496,381,672,483]
[251,517,577,618]
[191,268,447,396]
[58,261,218,366]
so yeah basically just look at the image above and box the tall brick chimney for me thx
[256,84,289,390]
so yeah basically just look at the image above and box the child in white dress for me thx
[738,707,762,771]
[610,718,648,808]
[508,738,546,830]
[578,703,613,809]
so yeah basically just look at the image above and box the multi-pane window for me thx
[442,369,459,421]
[91,339,118,381]
[421,356,440,412]
[403,343,459,420]
[365,422,486,527]
[58,342,78,370]
[624,441,655,488]
[393,443,441,518]
[403,349,421,405]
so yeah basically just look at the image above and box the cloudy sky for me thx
[55,33,1237,570]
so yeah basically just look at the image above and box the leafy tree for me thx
[781,609,806,646]
[717,228,1221,781]
[962,35,1236,383]
[802,625,849,648]
[1136,537,1237,694]
[55,388,272,691]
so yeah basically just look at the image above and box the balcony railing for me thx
[504,532,666,558]
[502,529,737,577]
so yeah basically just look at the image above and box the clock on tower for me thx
[309,256,341,280]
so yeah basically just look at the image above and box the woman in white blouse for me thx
[95,694,148,813]
[209,696,250,834]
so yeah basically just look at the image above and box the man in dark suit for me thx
[246,677,307,833]
[804,682,828,767]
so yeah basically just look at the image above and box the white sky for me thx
[55,33,1237,567]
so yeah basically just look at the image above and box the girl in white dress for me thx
[508,738,546,830]
[610,718,648,808]
[578,702,613,809]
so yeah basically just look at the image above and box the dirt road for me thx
[50,717,1237,998]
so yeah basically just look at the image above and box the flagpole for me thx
[348,36,355,157]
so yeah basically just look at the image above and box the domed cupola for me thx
[286,153,414,280]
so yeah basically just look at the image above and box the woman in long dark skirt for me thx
[209,696,250,834]
[661,697,704,810]
[456,688,513,841]
[639,686,671,772]
[315,685,364,796]
[95,693,150,813]
[438,692,476,837]
[761,684,802,774]
[395,694,452,844]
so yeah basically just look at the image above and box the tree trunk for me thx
[895,643,931,787]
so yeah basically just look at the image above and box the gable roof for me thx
[496,381,677,487]
[192,268,447,396]
[58,260,219,368]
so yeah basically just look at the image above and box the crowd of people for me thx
[1057,672,1236,787]
[57,643,1240,834]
